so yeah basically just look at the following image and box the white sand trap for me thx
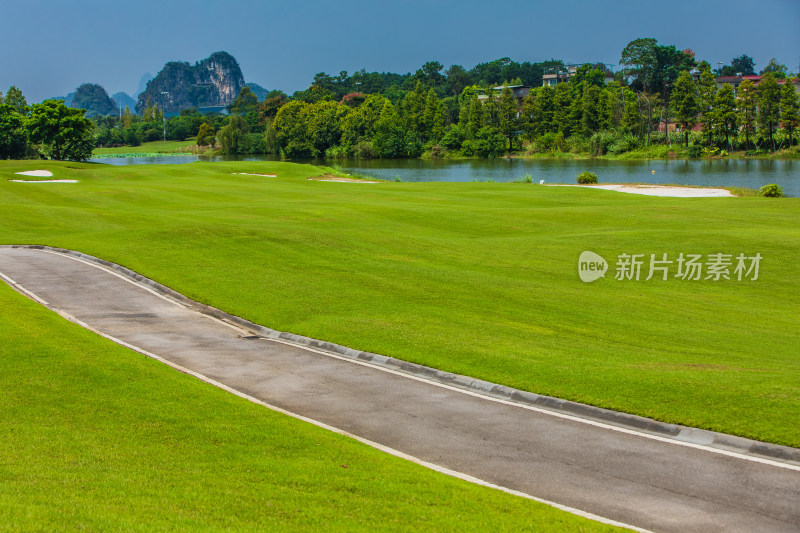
[549,184,734,198]
[232,172,277,177]
[308,176,381,183]
[14,170,53,177]
[9,179,78,183]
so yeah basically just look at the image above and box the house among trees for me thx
[542,64,614,86]
[716,75,800,97]
[477,85,532,106]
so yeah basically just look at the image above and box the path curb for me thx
[4,244,799,466]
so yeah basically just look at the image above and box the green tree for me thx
[422,88,445,142]
[26,100,94,161]
[273,100,313,158]
[619,39,695,99]
[670,70,698,147]
[761,58,788,79]
[217,115,247,154]
[263,117,279,154]
[581,85,601,136]
[466,94,484,138]
[372,100,407,158]
[619,38,658,92]
[445,64,473,97]
[340,94,384,147]
[0,104,28,159]
[5,86,28,116]
[306,100,344,157]
[122,106,133,129]
[553,82,575,136]
[780,81,800,147]
[231,86,258,108]
[196,122,215,146]
[696,63,718,145]
[731,55,756,76]
[737,79,757,149]
[497,86,519,152]
[757,73,781,150]
[532,85,556,135]
[713,84,737,149]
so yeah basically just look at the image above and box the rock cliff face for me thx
[136,52,245,114]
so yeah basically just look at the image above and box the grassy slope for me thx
[0,282,608,532]
[1,160,798,449]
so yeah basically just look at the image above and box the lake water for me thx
[90,155,800,197]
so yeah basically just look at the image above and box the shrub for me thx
[759,184,784,197]
[352,140,376,159]
[429,144,446,159]
[608,133,639,155]
[687,144,703,158]
[534,132,565,153]
[324,145,350,159]
[576,171,598,184]
[440,125,463,150]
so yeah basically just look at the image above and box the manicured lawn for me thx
[0,280,610,531]
[93,139,197,156]
[1,159,798,450]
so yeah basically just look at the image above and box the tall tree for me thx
[757,73,781,150]
[5,86,28,116]
[26,100,94,161]
[497,86,519,152]
[696,63,718,145]
[445,65,473,97]
[0,104,28,159]
[730,55,756,76]
[581,85,601,136]
[619,38,658,92]
[670,70,698,147]
[737,79,757,149]
[761,59,788,79]
[780,81,800,147]
[713,84,737,149]
[532,85,556,135]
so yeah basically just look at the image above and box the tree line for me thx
[1,40,797,161]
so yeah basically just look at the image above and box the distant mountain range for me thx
[48,52,269,117]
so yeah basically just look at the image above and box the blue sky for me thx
[1,0,799,103]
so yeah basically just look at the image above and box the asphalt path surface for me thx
[1,247,798,532]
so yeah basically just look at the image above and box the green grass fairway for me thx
[93,139,197,156]
[0,281,611,531]
[1,160,798,451]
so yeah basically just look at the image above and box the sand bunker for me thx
[308,175,381,183]
[9,179,78,183]
[550,184,734,198]
[14,170,53,177]
[232,172,277,177]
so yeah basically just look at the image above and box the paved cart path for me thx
[1,247,798,533]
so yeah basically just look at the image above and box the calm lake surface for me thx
[91,155,800,197]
